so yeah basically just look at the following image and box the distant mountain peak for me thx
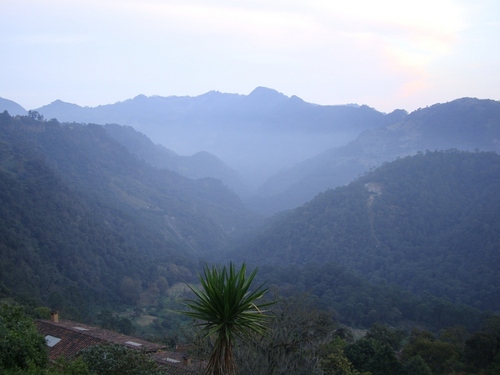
[132,94,148,100]
[289,95,306,104]
[43,99,82,109]
[0,97,27,116]
[248,87,289,101]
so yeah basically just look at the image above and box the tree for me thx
[344,338,402,375]
[402,329,461,374]
[0,302,48,372]
[97,309,135,335]
[119,276,142,305]
[156,276,169,296]
[47,357,91,375]
[320,337,370,375]
[401,355,433,375]
[464,316,500,373]
[183,262,273,375]
[365,323,406,351]
[235,292,337,375]
[80,343,162,375]
[27,110,44,121]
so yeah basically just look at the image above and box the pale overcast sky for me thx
[1,0,499,112]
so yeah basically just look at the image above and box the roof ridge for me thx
[36,319,165,351]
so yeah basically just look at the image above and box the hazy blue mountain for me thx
[233,150,500,312]
[103,123,251,197]
[0,97,27,116]
[0,112,262,311]
[1,102,498,331]
[34,87,404,186]
[251,98,500,215]
[0,112,264,302]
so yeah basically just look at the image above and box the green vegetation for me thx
[234,292,337,374]
[235,150,500,315]
[252,261,489,331]
[79,344,162,375]
[183,263,273,375]
[250,97,500,214]
[1,287,500,374]
[0,111,256,318]
[1,102,500,375]
[0,302,48,372]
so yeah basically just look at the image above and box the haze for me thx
[2,0,499,112]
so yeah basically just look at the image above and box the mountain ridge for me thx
[250,97,500,214]
[232,150,500,312]
[103,123,251,197]
[3,94,499,215]
[30,88,402,186]
[1,96,499,331]
[0,111,260,314]
[0,97,28,116]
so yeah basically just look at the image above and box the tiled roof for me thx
[152,351,203,374]
[35,320,107,361]
[35,319,199,374]
[36,319,165,352]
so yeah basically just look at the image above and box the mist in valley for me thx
[3,0,500,372]
[1,92,500,375]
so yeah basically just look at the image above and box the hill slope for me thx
[234,150,500,312]
[0,99,27,116]
[252,98,500,214]
[103,123,251,197]
[0,112,259,314]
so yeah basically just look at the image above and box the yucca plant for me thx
[183,262,274,375]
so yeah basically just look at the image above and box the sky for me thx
[1,0,499,113]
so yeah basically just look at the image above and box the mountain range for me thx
[29,87,404,188]
[1,91,499,327]
[3,91,499,216]
[249,97,500,214]
[0,111,258,317]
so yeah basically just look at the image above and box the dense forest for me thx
[1,111,499,325]
[232,151,500,315]
[0,111,258,320]
[1,99,500,374]
[103,123,253,198]
[250,97,500,214]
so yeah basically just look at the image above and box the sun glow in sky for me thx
[1,0,499,112]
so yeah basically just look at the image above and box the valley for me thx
[1,91,500,374]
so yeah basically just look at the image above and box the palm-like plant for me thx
[183,262,273,375]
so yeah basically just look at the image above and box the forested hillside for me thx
[103,123,251,197]
[0,104,499,341]
[0,111,258,317]
[252,98,500,214]
[234,150,500,312]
